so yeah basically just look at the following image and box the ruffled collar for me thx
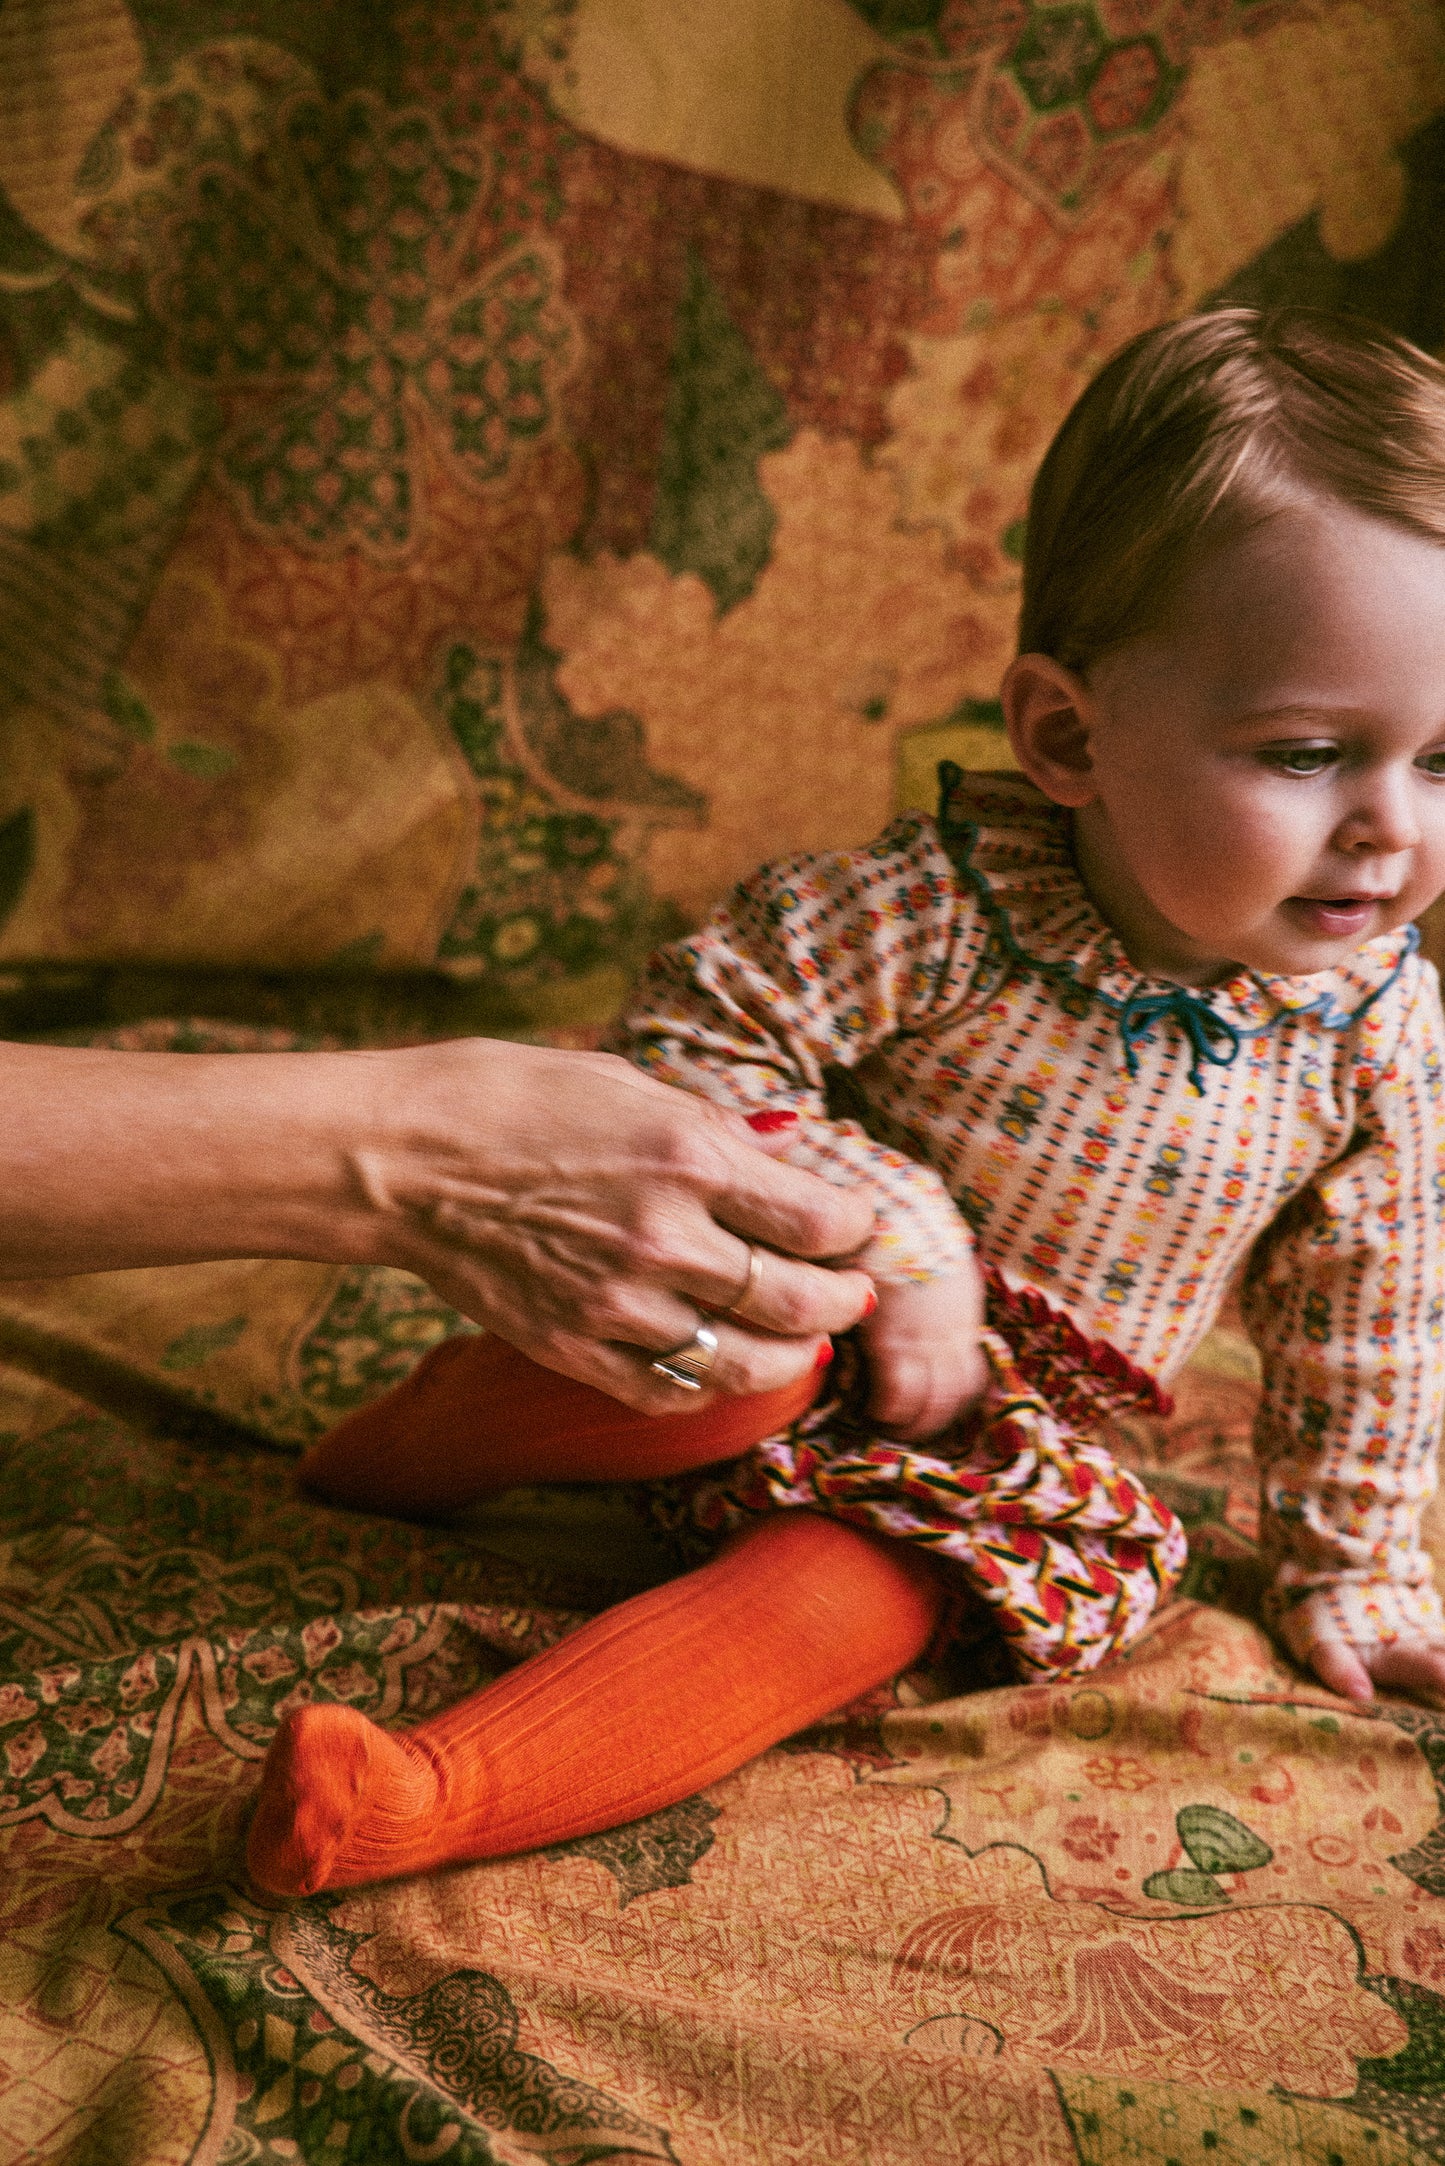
[936,763,1414,1088]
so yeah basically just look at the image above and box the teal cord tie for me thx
[1117,987,1241,1096]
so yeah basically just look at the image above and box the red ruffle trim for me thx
[983,1268,1173,1427]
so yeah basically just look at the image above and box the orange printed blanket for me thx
[2,1232,1445,2163]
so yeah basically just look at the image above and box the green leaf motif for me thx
[650,250,793,614]
[546,1797,721,1908]
[102,671,157,744]
[0,805,34,935]
[293,1267,469,1415]
[1141,1868,1228,1907]
[1001,517,1028,562]
[1355,1971,1445,2096]
[160,1316,249,1371]
[845,0,951,48]
[512,596,706,815]
[1177,1802,1273,1876]
[436,640,693,992]
[166,740,237,781]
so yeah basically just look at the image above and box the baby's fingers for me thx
[1308,1642,1375,1703]
[866,1348,988,1443]
[1364,1643,1445,1709]
[1307,1640,1445,1709]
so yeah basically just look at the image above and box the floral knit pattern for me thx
[613,771,1445,1677]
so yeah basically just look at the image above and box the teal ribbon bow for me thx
[1117,987,1241,1096]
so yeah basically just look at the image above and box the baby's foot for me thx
[246,1704,450,1895]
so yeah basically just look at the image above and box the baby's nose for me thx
[1339,776,1421,854]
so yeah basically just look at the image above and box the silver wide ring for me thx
[725,1242,764,1321]
[649,1322,720,1392]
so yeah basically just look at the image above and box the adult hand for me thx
[368,1039,878,1410]
[0,1036,876,1411]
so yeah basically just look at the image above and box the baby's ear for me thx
[1002,653,1098,807]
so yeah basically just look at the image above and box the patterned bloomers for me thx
[651,1291,1189,1681]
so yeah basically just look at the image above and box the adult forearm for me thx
[0,1041,387,1277]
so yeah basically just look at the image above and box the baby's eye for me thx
[1265,744,1336,775]
[1416,750,1445,777]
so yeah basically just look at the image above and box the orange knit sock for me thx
[298,1331,824,1518]
[246,1511,943,1894]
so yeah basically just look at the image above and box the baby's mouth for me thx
[1286,894,1393,937]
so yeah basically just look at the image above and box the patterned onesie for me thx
[610,768,1445,1681]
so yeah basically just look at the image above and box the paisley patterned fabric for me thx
[8,1268,1445,2164]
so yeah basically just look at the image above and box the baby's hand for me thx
[859,1268,989,1443]
[1310,1640,1445,1709]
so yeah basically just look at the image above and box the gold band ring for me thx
[725,1243,764,1322]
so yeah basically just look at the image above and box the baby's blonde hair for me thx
[1021,307,1445,672]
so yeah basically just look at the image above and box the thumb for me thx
[1310,1641,1374,1702]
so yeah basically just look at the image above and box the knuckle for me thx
[634,1377,686,1414]
[763,1277,815,1336]
[708,1349,758,1397]
[623,1371,685,1414]
[625,1208,683,1279]
[583,1048,633,1078]
[655,1111,729,1190]
[869,1375,914,1423]
[574,1283,636,1338]
[786,1200,842,1257]
[714,1342,790,1398]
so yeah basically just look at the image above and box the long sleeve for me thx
[1242,960,1445,1666]
[608,817,981,1281]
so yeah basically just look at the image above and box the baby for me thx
[249,306,1445,1895]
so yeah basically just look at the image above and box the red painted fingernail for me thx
[746,1109,797,1132]
[861,1287,878,1318]
[814,1343,835,1370]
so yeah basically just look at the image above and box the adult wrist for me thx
[0,1042,404,1278]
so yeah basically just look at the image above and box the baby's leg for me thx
[299,1331,824,1519]
[246,1510,942,1895]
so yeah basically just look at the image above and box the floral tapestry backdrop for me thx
[0,0,1440,1010]
[2,4,1445,2163]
